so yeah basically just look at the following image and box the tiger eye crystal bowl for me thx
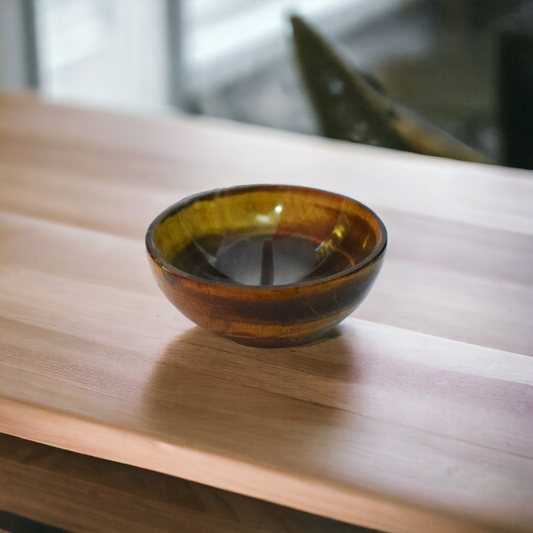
[146,185,387,348]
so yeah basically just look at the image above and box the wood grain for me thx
[0,433,373,533]
[1,92,533,533]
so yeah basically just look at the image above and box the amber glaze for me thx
[146,185,387,347]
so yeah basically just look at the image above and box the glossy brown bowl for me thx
[146,185,387,348]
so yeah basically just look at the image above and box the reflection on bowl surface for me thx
[174,232,353,286]
[146,185,387,347]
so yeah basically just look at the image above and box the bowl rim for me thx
[145,184,387,290]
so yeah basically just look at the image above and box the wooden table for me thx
[0,91,532,533]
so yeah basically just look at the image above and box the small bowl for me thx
[146,185,387,348]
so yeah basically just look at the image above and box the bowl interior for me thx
[151,186,384,287]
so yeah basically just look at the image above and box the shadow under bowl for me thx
[146,184,387,348]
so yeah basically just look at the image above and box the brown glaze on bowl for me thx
[146,185,387,348]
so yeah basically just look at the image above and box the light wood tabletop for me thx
[0,91,532,533]
[0,433,372,533]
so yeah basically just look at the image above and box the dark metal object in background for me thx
[0,0,39,90]
[499,1,533,170]
[432,0,526,35]
[290,15,492,164]
[21,0,39,88]
[166,0,185,111]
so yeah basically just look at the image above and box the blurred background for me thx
[0,0,531,167]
